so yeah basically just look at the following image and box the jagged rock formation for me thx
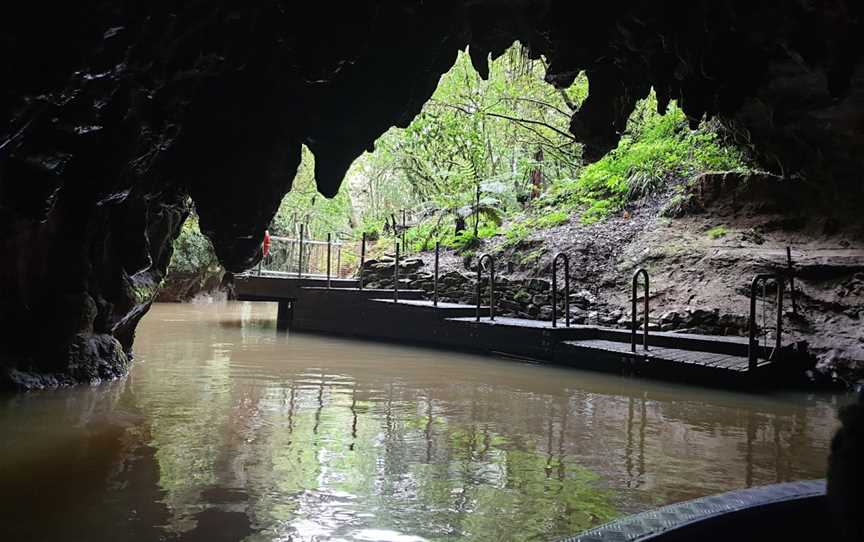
[2,1,863,388]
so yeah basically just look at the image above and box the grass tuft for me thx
[707,225,728,239]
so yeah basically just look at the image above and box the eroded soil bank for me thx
[363,173,864,387]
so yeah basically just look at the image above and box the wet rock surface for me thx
[2,2,863,388]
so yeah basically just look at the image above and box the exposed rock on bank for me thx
[375,172,864,386]
[364,261,752,335]
[155,270,226,303]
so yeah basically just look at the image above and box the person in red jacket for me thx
[262,230,271,259]
[257,230,271,276]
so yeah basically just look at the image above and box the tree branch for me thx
[511,96,571,118]
[484,111,576,141]
[430,100,576,141]
[557,88,578,113]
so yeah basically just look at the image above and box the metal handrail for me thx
[359,232,366,290]
[433,241,440,307]
[631,268,649,352]
[475,254,495,322]
[297,224,305,279]
[393,241,400,302]
[270,235,344,247]
[326,233,332,288]
[786,246,798,314]
[552,252,570,328]
[401,209,407,252]
[748,274,785,371]
[249,226,361,278]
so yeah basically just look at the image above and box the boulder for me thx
[532,294,551,305]
[513,290,532,304]
[659,310,682,325]
[570,289,597,308]
[528,278,551,292]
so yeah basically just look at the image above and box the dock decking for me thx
[563,339,756,371]
[233,274,806,388]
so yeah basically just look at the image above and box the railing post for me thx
[297,224,305,279]
[394,241,400,302]
[631,269,649,352]
[336,243,342,279]
[401,209,407,253]
[475,254,495,322]
[786,246,798,314]
[749,277,758,370]
[552,253,571,328]
[748,274,785,371]
[326,233,332,289]
[434,241,440,307]
[359,232,366,290]
[775,276,784,358]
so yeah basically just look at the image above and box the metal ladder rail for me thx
[631,268,649,353]
[748,274,785,371]
[475,254,496,322]
[552,252,571,328]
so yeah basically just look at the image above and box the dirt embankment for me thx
[419,172,864,386]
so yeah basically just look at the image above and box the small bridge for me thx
[235,234,808,389]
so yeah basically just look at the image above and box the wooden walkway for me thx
[233,275,806,389]
[564,339,756,371]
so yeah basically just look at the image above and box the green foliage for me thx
[534,209,570,229]
[403,221,439,252]
[660,185,698,218]
[271,146,356,240]
[160,41,754,293]
[262,45,750,259]
[167,214,220,276]
[626,170,665,201]
[579,199,620,225]
[547,93,748,224]
[402,213,503,253]
[443,222,500,252]
[349,43,584,237]
[707,225,728,239]
[499,209,570,250]
[502,221,530,248]
[520,247,546,265]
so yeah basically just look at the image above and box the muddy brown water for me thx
[0,302,846,542]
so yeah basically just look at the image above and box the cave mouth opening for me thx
[2,1,863,396]
[1,4,862,540]
[203,41,742,273]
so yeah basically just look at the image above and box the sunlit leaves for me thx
[349,43,586,239]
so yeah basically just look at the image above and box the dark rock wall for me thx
[2,1,862,388]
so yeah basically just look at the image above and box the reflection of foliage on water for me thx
[125,306,838,541]
[129,322,235,530]
[132,311,606,539]
[4,304,841,542]
[417,433,616,541]
[224,383,616,541]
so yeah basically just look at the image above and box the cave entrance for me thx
[167,41,740,301]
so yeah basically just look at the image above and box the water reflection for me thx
[0,302,845,541]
